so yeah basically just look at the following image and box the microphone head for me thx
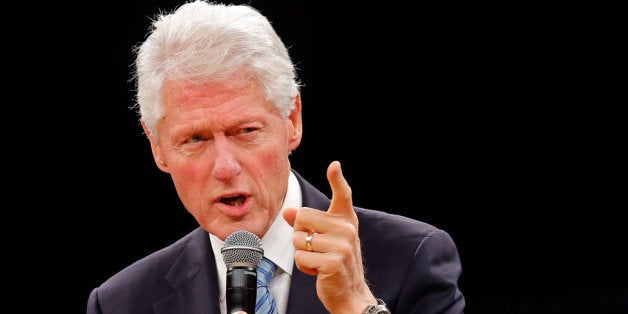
[221,230,264,268]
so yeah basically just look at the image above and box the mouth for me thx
[217,193,250,217]
[220,195,246,206]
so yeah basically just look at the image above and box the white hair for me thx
[133,0,301,136]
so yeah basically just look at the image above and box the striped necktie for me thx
[256,257,278,314]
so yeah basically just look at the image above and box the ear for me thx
[141,120,170,173]
[287,93,303,151]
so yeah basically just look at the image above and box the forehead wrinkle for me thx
[168,86,233,111]
[164,77,257,111]
[161,77,277,138]
[176,97,262,134]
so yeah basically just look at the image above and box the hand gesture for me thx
[283,161,377,313]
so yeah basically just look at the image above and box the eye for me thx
[237,127,258,135]
[185,134,206,143]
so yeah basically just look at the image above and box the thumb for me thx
[326,160,355,217]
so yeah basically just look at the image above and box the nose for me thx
[211,142,242,181]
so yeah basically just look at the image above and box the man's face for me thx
[145,76,302,240]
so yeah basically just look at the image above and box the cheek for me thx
[170,156,202,179]
[249,146,290,189]
[169,161,207,198]
[258,144,288,170]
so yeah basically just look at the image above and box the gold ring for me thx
[305,232,313,252]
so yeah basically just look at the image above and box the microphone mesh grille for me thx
[221,230,264,267]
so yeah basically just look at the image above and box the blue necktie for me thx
[256,257,278,314]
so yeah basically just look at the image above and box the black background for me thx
[5,1,627,313]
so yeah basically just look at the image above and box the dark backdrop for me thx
[5,1,627,313]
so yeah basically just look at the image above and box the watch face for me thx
[366,305,391,314]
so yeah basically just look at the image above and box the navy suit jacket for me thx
[87,170,465,313]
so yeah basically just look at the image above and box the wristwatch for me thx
[364,298,391,314]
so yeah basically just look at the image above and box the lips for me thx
[220,194,246,206]
[217,193,251,217]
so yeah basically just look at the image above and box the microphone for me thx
[221,230,264,314]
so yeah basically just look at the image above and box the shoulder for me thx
[88,227,216,313]
[94,227,209,296]
[356,206,443,240]
[355,206,461,272]
[356,207,465,312]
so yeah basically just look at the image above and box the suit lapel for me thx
[153,228,222,314]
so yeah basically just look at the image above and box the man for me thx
[87,1,465,313]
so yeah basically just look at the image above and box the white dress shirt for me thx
[210,171,301,314]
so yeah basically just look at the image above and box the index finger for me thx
[326,160,355,217]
